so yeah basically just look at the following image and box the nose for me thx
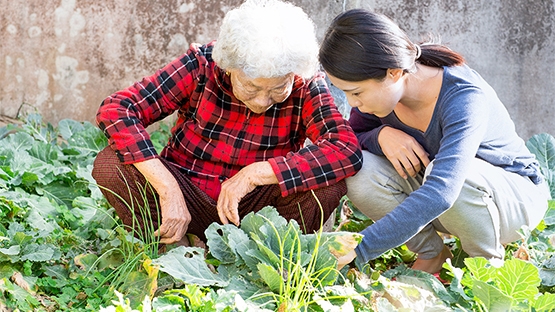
[252,94,274,107]
[346,96,361,108]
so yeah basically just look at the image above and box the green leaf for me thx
[257,262,283,293]
[1,278,40,311]
[464,257,496,282]
[60,120,107,158]
[26,208,58,235]
[20,243,56,262]
[0,132,34,152]
[472,280,513,312]
[0,245,20,256]
[386,265,456,304]
[240,206,290,237]
[58,119,85,141]
[153,246,228,287]
[527,133,555,173]
[539,257,555,287]
[542,200,555,226]
[37,179,89,209]
[526,133,555,198]
[250,232,281,267]
[534,292,555,311]
[496,258,540,302]
[205,223,246,265]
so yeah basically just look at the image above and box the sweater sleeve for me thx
[355,85,489,262]
[348,108,386,155]
[268,73,363,196]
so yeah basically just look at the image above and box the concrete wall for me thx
[1,0,554,140]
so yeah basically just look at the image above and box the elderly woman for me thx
[92,0,362,245]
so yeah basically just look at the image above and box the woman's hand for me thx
[217,161,278,226]
[378,126,430,178]
[133,159,191,244]
[155,191,192,245]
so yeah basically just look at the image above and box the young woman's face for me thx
[229,69,295,114]
[327,70,404,117]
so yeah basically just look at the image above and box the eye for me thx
[351,92,361,97]
[270,84,290,96]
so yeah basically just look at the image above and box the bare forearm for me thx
[133,158,179,196]
[246,161,278,186]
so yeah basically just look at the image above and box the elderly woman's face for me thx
[229,69,294,114]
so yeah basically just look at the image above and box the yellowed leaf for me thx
[143,258,159,297]
[328,232,363,258]
[11,271,32,292]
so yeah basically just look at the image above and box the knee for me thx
[312,179,347,209]
[92,147,122,186]
[346,151,396,199]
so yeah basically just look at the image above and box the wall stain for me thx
[498,0,554,55]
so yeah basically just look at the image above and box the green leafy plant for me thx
[0,114,160,310]
[152,206,366,311]
[4,114,555,311]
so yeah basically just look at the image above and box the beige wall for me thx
[1,0,554,140]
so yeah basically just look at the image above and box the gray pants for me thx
[347,151,550,260]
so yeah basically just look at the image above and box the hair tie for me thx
[414,44,421,60]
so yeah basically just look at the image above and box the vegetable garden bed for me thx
[1,115,555,311]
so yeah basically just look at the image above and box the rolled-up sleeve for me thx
[96,44,203,164]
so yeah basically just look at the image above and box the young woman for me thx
[319,9,550,273]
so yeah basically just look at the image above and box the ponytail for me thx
[416,43,465,67]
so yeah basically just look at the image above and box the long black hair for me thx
[319,9,465,82]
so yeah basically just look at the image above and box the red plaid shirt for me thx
[97,42,362,200]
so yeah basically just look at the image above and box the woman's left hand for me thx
[217,161,278,226]
[378,126,430,178]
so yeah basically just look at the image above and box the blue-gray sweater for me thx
[349,64,542,262]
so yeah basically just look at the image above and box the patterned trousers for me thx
[92,147,346,241]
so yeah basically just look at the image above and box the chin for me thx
[248,106,273,114]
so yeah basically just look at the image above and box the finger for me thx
[165,231,185,245]
[216,197,230,225]
[391,159,408,179]
[227,203,240,226]
[412,146,431,168]
[417,152,431,168]
[398,154,419,178]
[154,223,169,238]
[406,154,422,177]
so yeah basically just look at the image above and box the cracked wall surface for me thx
[1,0,554,139]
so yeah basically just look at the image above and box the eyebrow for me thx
[272,82,289,89]
[341,87,360,92]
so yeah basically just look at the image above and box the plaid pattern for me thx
[96,41,362,200]
[92,147,347,241]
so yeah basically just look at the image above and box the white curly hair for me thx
[212,0,319,79]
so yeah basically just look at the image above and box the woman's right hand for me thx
[156,191,192,245]
[133,158,191,244]
[378,126,430,179]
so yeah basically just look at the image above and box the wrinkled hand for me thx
[217,161,277,226]
[378,126,430,179]
[154,191,191,245]
[336,249,357,270]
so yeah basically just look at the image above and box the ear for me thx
[386,68,404,82]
